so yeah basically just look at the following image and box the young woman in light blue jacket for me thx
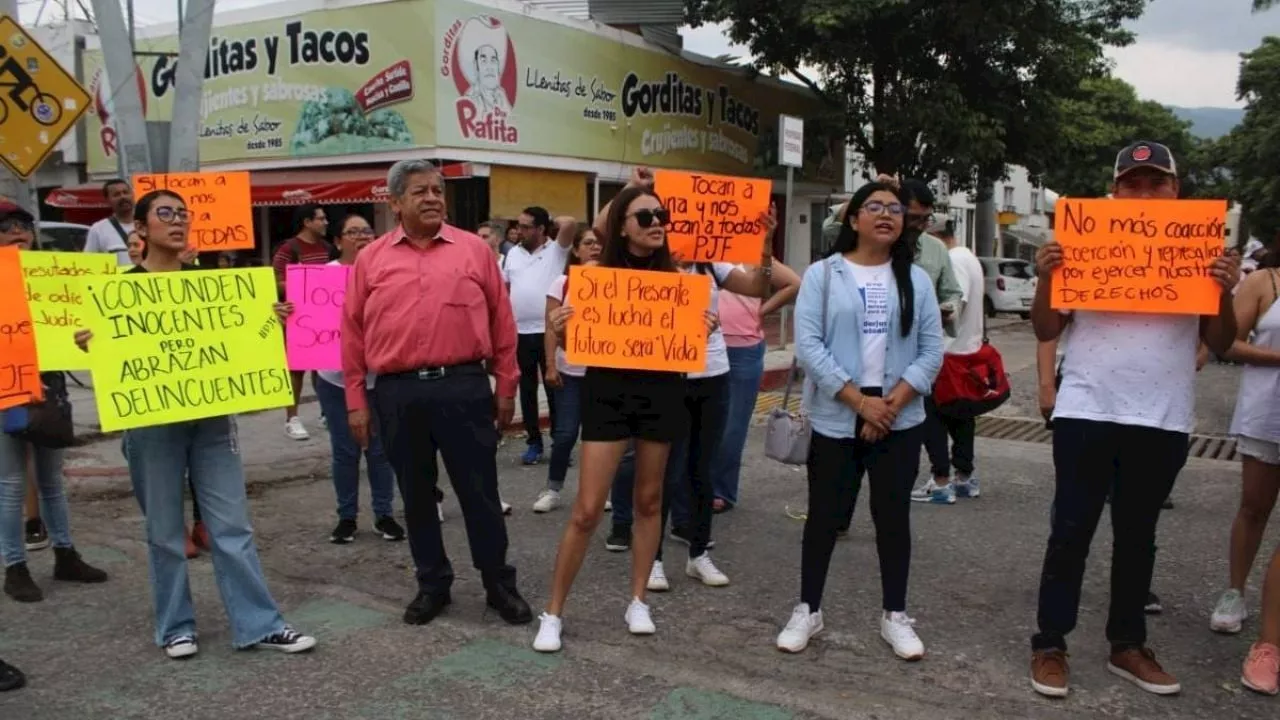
[775,180,943,660]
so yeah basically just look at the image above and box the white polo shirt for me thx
[504,240,570,335]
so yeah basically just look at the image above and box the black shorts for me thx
[580,367,687,443]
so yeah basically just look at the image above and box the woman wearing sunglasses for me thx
[274,214,405,544]
[775,181,943,660]
[533,170,716,652]
[75,190,316,660]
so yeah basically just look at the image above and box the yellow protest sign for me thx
[81,267,295,431]
[20,251,120,371]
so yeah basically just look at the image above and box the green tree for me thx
[684,0,1149,190]
[1255,0,1276,12]
[1226,37,1280,243]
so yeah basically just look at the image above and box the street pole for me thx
[0,0,40,219]
[168,0,214,172]
[91,0,152,177]
[780,163,794,348]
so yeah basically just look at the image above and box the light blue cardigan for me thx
[795,254,944,439]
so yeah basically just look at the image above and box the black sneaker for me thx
[375,516,406,542]
[0,659,25,692]
[669,526,715,550]
[253,627,316,653]
[3,563,43,603]
[53,547,109,584]
[605,525,631,552]
[24,519,48,552]
[329,519,357,544]
[1144,592,1163,615]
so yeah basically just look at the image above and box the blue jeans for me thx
[0,416,74,566]
[711,342,766,507]
[314,378,396,520]
[124,416,288,648]
[547,375,583,492]
[610,442,637,525]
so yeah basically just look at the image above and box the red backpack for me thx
[933,340,1010,419]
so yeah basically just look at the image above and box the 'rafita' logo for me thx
[440,15,518,145]
[90,65,148,158]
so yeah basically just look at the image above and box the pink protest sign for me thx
[285,264,349,371]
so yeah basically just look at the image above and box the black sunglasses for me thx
[630,208,671,228]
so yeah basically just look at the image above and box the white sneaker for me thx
[604,500,613,512]
[532,490,561,513]
[647,561,670,592]
[163,635,198,659]
[1211,588,1247,634]
[437,502,445,523]
[880,612,924,660]
[284,416,309,441]
[625,598,656,635]
[686,553,730,587]
[501,499,513,515]
[776,603,824,653]
[533,613,563,653]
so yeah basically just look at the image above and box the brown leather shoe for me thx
[1031,649,1069,698]
[1108,647,1181,695]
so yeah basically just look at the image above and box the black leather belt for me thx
[380,361,484,381]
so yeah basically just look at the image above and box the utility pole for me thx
[0,0,39,218]
[90,0,152,176]
[169,0,214,172]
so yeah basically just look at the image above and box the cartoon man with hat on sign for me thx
[457,16,513,118]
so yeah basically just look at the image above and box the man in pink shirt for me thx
[341,159,531,627]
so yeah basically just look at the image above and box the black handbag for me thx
[15,373,75,449]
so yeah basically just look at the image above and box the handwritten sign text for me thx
[21,251,120,371]
[655,170,770,263]
[134,171,254,251]
[285,264,349,370]
[0,247,43,411]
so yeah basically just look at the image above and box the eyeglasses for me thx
[859,202,905,217]
[342,227,375,238]
[629,208,670,228]
[0,218,34,233]
[154,207,192,224]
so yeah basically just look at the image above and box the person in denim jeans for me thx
[710,262,800,511]
[534,225,602,513]
[277,214,405,544]
[75,189,315,660]
[0,202,108,603]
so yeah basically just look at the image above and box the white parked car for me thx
[978,257,1036,318]
[35,221,92,252]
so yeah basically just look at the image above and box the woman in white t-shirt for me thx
[534,225,602,513]
[273,214,404,545]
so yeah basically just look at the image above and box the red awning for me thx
[45,162,475,209]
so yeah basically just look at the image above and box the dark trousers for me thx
[802,418,923,612]
[656,375,729,561]
[922,396,976,478]
[374,367,516,596]
[1032,418,1187,652]
[517,333,555,449]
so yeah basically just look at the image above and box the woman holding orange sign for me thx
[532,172,718,653]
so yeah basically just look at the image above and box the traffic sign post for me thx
[0,14,91,179]
[777,114,804,348]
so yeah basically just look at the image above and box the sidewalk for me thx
[56,344,796,497]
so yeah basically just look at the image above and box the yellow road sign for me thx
[0,15,91,179]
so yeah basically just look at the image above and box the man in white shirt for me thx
[502,206,575,465]
[1027,141,1240,699]
[82,179,135,265]
[913,221,986,504]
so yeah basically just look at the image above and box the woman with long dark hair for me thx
[776,181,943,659]
[533,174,713,652]
[534,224,603,513]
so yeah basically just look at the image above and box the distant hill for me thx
[1168,106,1245,139]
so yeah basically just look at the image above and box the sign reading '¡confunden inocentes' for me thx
[563,265,711,373]
[81,267,295,431]
[1052,198,1228,315]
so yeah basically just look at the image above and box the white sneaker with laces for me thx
[532,490,561,513]
[533,613,563,653]
[163,635,198,659]
[501,499,513,515]
[686,553,730,587]
[284,416,309,441]
[911,479,941,500]
[437,502,445,523]
[625,598,656,635]
[1211,588,1247,634]
[776,603,824,653]
[880,612,924,660]
[647,561,670,592]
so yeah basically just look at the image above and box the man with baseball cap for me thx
[1027,141,1240,698]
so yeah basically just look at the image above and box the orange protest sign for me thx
[133,172,254,251]
[0,247,44,411]
[563,265,711,373]
[1052,198,1227,315]
[655,170,771,263]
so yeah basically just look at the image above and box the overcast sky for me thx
[24,0,1280,108]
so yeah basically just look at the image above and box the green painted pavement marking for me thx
[77,544,131,566]
[650,688,793,720]
[409,638,561,690]
[286,597,395,636]
[322,699,456,720]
